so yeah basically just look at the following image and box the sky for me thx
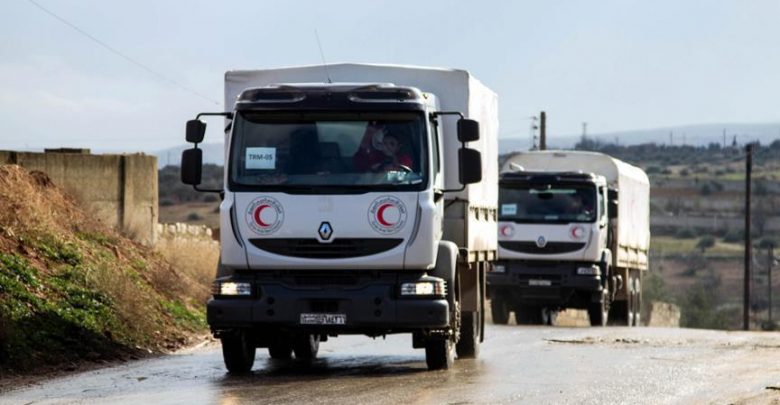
[2,0,780,152]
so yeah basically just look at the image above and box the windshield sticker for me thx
[368,196,408,235]
[501,204,517,216]
[246,197,284,235]
[245,147,276,170]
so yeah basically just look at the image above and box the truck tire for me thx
[542,308,558,326]
[456,311,480,358]
[292,334,320,360]
[588,291,609,327]
[609,270,634,326]
[425,338,455,370]
[221,331,255,373]
[515,305,544,325]
[268,342,293,359]
[490,297,509,325]
[632,270,642,326]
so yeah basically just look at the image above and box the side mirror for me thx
[608,200,618,219]
[186,120,206,143]
[459,148,482,184]
[181,148,203,185]
[457,119,480,143]
[608,189,618,219]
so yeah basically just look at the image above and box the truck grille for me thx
[499,241,586,255]
[249,238,403,259]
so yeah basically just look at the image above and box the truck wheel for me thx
[609,301,630,326]
[515,306,544,325]
[491,297,509,325]
[542,308,558,326]
[632,271,642,326]
[588,291,608,327]
[456,311,480,358]
[293,334,320,360]
[268,342,293,359]
[609,273,633,326]
[425,338,455,370]
[221,331,255,373]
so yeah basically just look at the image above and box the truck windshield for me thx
[229,111,427,191]
[499,185,597,223]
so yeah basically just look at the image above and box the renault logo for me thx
[536,235,547,248]
[318,222,333,240]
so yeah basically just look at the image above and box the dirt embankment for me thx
[0,165,216,379]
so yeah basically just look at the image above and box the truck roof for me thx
[501,150,649,188]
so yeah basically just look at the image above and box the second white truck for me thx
[181,63,498,371]
[489,150,649,326]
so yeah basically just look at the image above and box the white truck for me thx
[489,150,649,326]
[181,64,498,372]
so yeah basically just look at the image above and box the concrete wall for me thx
[0,150,158,244]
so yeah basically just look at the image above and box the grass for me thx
[0,165,218,375]
[651,236,743,256]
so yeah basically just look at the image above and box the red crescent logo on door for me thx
[376,203,395,227]
[368,196,407,235]
[246,197,284,235]
[253,204,271,227]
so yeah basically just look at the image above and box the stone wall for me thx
[0,149,158,244]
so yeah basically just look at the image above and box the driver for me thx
[353,124,413,172]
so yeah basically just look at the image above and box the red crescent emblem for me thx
[254,204,271,227]
[377,203,395,227]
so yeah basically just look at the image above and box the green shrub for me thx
[696,236,716,252]
[186,212,203,221]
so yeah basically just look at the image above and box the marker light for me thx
[213,281,252,296]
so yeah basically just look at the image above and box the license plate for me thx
[299,313,347,325]
[529,279,552,286]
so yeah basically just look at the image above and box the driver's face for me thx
[382,136,400,155]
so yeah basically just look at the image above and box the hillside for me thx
[0,165,214,376]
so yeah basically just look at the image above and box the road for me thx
[2,325,779,404]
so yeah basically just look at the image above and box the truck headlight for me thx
[494,265,506,273]
[213,281,252,296]
[576,266,600,276]
[400,280,445,297]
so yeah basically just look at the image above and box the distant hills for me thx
[152,122,780,167]
[501,122,780,154]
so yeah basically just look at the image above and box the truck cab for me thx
[181,64,497,373]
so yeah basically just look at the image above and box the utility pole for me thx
[539,111,547,150]
[744,143,753,331]
[768,244,774,327]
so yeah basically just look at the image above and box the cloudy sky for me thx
[2,0,780,152]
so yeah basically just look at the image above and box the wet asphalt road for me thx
[2,325,780,404]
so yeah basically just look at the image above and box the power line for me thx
[26,0,220,106]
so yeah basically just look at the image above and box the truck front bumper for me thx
[207,271,449,333]
[487,260,603,308]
